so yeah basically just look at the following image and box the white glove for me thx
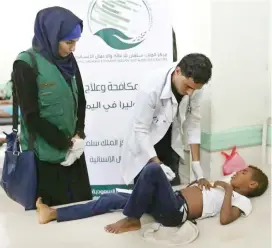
[191,161,204,181]
[60,138,85,166]
[160,164,176,181]
[70,138,85,159]
[61,151,77,166]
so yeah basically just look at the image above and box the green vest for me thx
[16,49,78,163]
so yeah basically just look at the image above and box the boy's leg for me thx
[105,162,182,233]
[36,193,129,224]
[124,162,179,218]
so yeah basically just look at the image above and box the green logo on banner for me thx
[87,0,152,50]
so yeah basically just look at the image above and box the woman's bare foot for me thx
[36,197,57,224]
[104,217,141,234]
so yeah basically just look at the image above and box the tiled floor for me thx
[0,125,271,247]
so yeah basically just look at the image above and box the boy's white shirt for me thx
[199,173,252,219]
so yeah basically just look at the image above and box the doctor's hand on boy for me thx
[160,164,176,181]
[149,157,176,181]
[198,178,212,190]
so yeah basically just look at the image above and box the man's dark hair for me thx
[177,53,213,84]
[247,165,269,198]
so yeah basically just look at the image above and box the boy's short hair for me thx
[248,165,269,197]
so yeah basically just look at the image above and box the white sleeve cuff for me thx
[187,129,201,144]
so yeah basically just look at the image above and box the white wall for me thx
[211,0,269,132]
[0,0,61,83]
[267,147,271,165]
[268,0,272,166]
[269,0,272,119]
[168,0,269,134]
[211,0,270,177]
[170,0,270,179]
[168,0,213,133]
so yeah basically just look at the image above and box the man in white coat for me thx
[120,53,213,187]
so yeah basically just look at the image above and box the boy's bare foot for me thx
[104,217,141,234]
[36,197,57,224]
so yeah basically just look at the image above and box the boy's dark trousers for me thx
[56,163,187,227]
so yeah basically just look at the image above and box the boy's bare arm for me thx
[213,181,241,225]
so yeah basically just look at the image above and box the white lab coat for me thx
[120,63,202,184]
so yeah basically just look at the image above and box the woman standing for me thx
[12,6,92,206]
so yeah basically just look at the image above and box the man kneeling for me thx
[36,162,268,234]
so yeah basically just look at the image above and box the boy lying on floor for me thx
[36,162,268,234]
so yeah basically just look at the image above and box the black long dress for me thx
[12,60,92,207]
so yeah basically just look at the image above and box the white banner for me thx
[60,0,173,196]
